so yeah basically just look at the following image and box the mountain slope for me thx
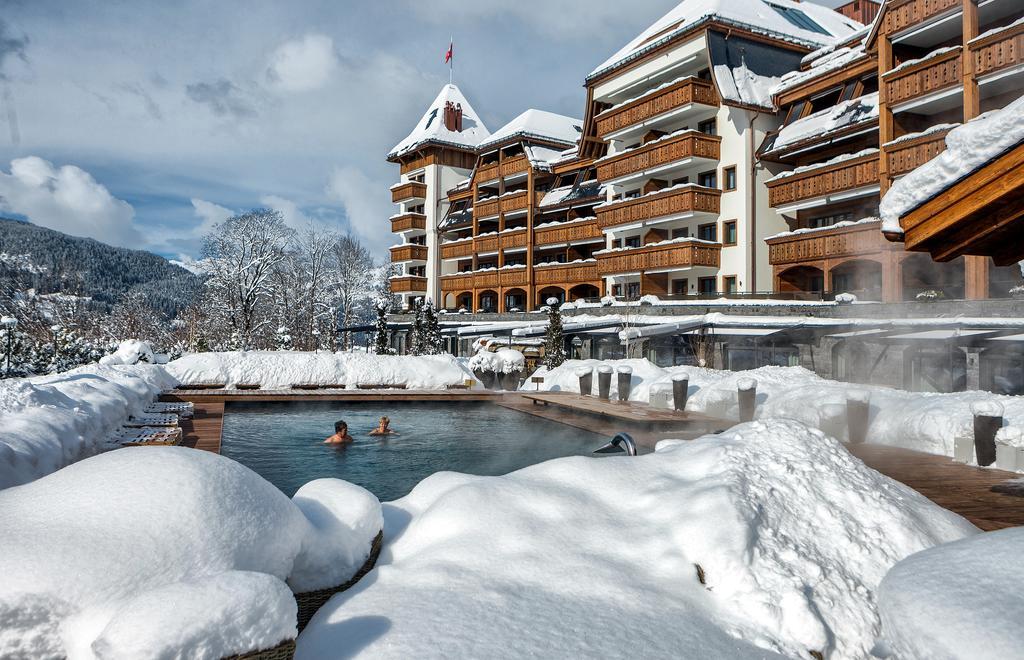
[0,217,201,317]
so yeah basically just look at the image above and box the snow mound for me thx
[167,351,478,389]
[468,348,525,374]
[878,527,1024,659]
[98,340,156,366]
[0,364,178,490]
[298,419,975,659]
[0,447,382,658]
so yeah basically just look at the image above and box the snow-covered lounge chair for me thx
[175,382,226,390]
[144,401,195,419]
[111,427,183,446]
[355,383,407,390]
[235,383,261,390]
[293,530,384,631]
[124,413,179,428]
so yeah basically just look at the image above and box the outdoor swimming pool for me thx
[220,402,608,500]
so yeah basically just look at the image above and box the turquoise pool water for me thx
[220,402,607,500]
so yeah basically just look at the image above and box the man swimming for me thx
[368,416,398,436]
[324,420,354,445]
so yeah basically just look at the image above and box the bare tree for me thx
[298,223,338,351]
[331,234,374,351]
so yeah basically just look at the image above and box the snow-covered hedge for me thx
[0,447,382,659]
[525,360,1024,461]
[0,364,178,490]
[167,351,478,390]
[467,348,525,374]
[98,339,157,366]
[298,419,976,659]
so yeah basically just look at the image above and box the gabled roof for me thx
[588,0,863,81]
[388,84,490,160]
[478,109,582,151]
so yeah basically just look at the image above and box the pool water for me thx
[220,402,608,500]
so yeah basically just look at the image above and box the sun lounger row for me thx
[144,401,194,418]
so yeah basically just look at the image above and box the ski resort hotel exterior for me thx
[387,0,1024,312]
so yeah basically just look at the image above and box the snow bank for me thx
[0,447,381,658]
[98,340,156,366]
[167,351,478,389]
[878,527,1024,659]
[524,360,1024,461]
[298,419,975,659]
[0,364,178,490]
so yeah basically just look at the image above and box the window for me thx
[671,176,689,186]
[624,236,641,248]
[723,220,738,246]
[768,3,830,35]
[672,278,689,296]
[626,282,641,299]
[723,166,737,191]
[809,87,842,113]
[698,170,717,189]
[670,227,689,239]
[723,276,738,293]
[783,101,807,125]
[839,81,858,102]
[808,212,853,228]
[698,118,717,136]
[697,223,717,242]
[698,277,717,295]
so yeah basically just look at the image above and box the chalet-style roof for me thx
[388,84,490,160]
[588,0,864,82]
[774,42,870,95]
[477,109,582,151]
[763,92,878,156]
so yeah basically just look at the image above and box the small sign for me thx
[531,377,545,384]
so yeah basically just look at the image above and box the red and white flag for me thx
[444,40,453,64]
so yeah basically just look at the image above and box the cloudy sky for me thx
[0,0,847,261]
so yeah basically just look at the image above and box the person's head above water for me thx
[334,420,348,434]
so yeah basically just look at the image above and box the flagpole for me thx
[449,35,453,85]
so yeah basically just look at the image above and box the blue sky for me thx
[0,0,848,261]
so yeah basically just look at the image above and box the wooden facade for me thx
[595,132,720,182]
[533,219,603,246]
[885,127,950,177]
[391,212,426,233]
[596,186,721,229]
[766,153,880,208]
[390,275,428,293]
[883,47,962,108]
[594,78,718,138]
[390,181,427,204]
[389,244,428,262]
[597,241,722,276]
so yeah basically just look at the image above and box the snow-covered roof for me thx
[880,93,1024,234]
[388,84,491,160]
[478,109,582,151]
[589,0,863,81]
[767,92,878,153]
[775,43,870,95]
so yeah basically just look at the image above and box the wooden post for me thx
[576,367,593,396]
[972,401,1004,467]
[597,365,613,400]
[616,366,633,402]
[847,390,871,444]
[672,373,689,412]
[737,377,757,423]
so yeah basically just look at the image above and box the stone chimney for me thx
[443,101,463,132]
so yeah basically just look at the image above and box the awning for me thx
[619,318,705,341]
[513,318,626,338]
[882,329,1001,343]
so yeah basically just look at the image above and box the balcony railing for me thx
[499,268,529,287]
[534,219,603,246]
[596,185,721,230]
[390,212,426,233]
[596,131,720,183]
[884,47,961,108]
[766,220,899,266]
[500,155,529,178]
[390,275,427,293]
[500,230,528,250]
[475,235,499,253]
[475,197,499,218]
[391,181,427,204]
[595,77,719,139]
[440,239,474,260]
[767,152,879,208]
[534,261,600,285]
[597,241,721,275]
[970,21,1024,78]
[476,161,499,182]
[389,244,428,263]
[882,0,962,37]
[440,272,475,291]
[500,190,531,214]
[886,128,950,177]
[474,271,500,289]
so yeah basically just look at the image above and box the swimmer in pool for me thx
[324,420,354,445]
[368,416,398,436]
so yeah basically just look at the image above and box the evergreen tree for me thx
[421,299,444,355]
[409,298,425,356]
[543,298,566,369]
[372,297,395,355]
[274,325,293,351]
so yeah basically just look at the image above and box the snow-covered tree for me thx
[420,299,443,355]
[332,234,375,351]
[372,297,395,355]
[408,298,425,356]
[104,290,166,346]
[274,325,293,351]
[543,299,566,369]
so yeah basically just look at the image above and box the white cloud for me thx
[266,34,337,92]
[190,197,233,236]
[325,166,392,253]
[0,156,141,247]
[259,193,310,230]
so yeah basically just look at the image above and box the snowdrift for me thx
[298,420,976,659]
[0,364,177,490]
[168,351,478,390]
[0,447,382,659]
[878,526,1024,659]
[528,360,1024,461]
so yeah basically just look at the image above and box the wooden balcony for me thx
[500,230,528,250]
[391,181,427,204]
[474,271,500,289]
[389,244,428,263]
[475,235,499,253]
[882,0,961,36]
[441,272,475,292]
[884,47,961,108]
[596,132,720,183]
[766,220,899,266]
[534,219,603,246]
[596,186,721,230]
[477,161,499,182]
[597,241,721,275]
[390,275,427,293]
[390,212,426,233]
[595,78,719,139]
[475,197,499,218]
[970,21,1024,79]
[534,262,599,285]
[440,239,474,260]
[500,155,529,178]
[886,128,950,177]
[767,152,880,208]
[500,190,531,214]
[499,268,529,287]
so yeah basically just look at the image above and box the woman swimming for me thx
[368,416,398,436]
[324,420,354,445]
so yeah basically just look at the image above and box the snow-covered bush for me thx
[99,339,156,366]
[834,292,858,304]
[1010,284,1024,298]
[915,289,944,302]
[0,447,382,658]
[639,294,660,306]
[468,348,525,374]
[299,419,975,659]
[599,295,616,307]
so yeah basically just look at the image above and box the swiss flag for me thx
[444,41,453,64]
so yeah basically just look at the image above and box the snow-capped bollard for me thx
[737,377,757,423]
[972,400,1004,467]
[846,389,871,444]
[616,366,633,402]
[576,367,593,397]
[672,372,689,412]
[597,365,613,401]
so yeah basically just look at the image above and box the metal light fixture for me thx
[1,316,18,379]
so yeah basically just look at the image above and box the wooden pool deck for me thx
[159,389,1024,531]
